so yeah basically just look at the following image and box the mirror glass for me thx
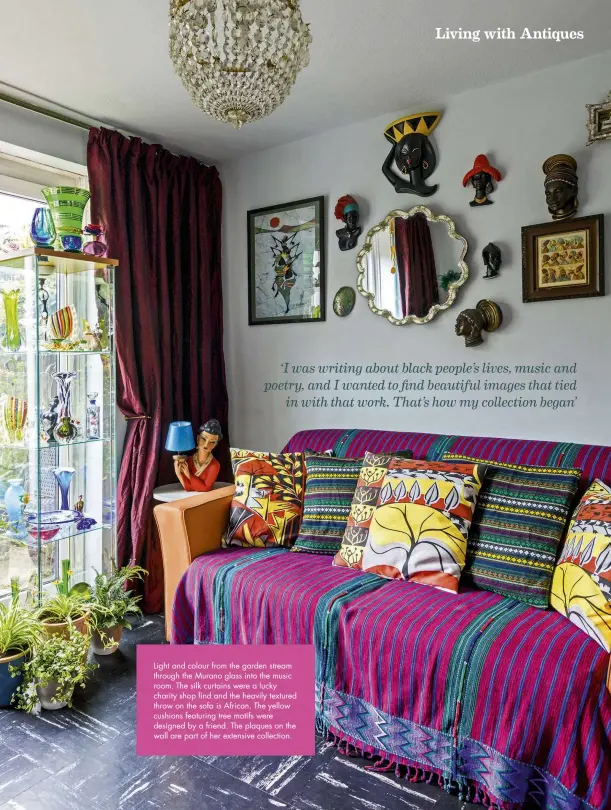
[357,207,469,324]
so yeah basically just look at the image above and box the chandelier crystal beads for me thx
[169,0,312,129]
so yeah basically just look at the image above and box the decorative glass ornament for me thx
[86,392,100,439]
[49,305,75,343]
[83,224,108,257]
[3,396,28,443]
[0,289,22,352]
[52,371,79,444]
[41,187,90,249]
[169,0,312,129]
[30,207,57,248]
[5,479,28,539]
[53,467,75,512]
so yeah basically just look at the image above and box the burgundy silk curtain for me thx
[394,213,439,318]
[87,127,229,612]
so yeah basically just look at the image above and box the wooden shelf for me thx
[0,247,119,270]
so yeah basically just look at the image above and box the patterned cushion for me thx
[444,454,582,608]
[223,449,304,548]
[292,454,364,555]
[334,453,484,593]
[551,480,611,651]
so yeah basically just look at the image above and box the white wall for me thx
[220,50,611,452]
[0,103,88,167]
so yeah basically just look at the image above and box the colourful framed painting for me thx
[522,214,604,303]
[248,197,326,325]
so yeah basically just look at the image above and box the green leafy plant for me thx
[89,561,147,647]
[439,269,462,292]
[38,559,91,625]
[0,578,41,658]
[11,624,97,713]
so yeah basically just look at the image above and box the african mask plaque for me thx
[382,112,441,197]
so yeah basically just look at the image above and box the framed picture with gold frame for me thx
[522,214,604,303]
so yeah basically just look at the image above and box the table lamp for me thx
[165,421,195,460]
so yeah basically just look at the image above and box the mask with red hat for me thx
[462,155,502,207]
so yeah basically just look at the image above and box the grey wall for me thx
[220,50,611,452]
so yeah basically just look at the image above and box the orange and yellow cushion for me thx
[334,454,484,593]
[223,449,304,548]
[551,479,611,651]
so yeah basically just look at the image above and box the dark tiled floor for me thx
[0,616,472,810]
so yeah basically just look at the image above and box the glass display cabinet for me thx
[0,247,117,602]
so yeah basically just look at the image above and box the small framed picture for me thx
[587,93,611,145]
[522,214,604,303]
[248,196,326,326]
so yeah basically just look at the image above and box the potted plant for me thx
[38,559,91,637]
[0,578,41,708]
[89,561,147,655]
[12,624,97,712]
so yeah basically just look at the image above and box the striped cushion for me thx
[292,454,363,555]
[444,453,581,608]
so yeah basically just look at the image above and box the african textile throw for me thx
[444,454,581,609]
[223,448,304,548]
[551,479,611,651]
[335,453,484,593]
[292,453,366,555]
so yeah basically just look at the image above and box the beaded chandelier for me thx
[169,0,312,129]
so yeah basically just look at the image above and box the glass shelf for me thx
[0,437,110,452]
[4,521,111,550]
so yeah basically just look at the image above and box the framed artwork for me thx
[248,196,326,325]
[522,214,604,303]
[586,92,611,145]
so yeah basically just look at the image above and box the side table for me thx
[152,482,232,503]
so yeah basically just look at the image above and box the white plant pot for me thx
[36,680,72,711]
[91,625,123,656]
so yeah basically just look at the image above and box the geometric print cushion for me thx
[222,448,305,549]
[333,453,482,592]
[551,480,611,651]
[360,458,484,593]
[333,452,399,569]
[292,454,366,555]
[444,454,581,609]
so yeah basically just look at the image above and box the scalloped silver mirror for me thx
[356,206,469,325]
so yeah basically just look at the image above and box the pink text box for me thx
[137,644,315,756]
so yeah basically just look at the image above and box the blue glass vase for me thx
[53,467,75,512]
[30,207,56,248]
[4,479,24,523]
[5,479,28,539]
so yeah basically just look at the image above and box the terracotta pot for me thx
[0,651,25,708]
[41,612,89,639]
[91,625,123,656]
[36,679,73,711]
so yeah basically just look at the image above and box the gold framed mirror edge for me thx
[356,205,469,325]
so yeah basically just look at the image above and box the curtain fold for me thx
[87,127,230,612]
[395,213,439,318]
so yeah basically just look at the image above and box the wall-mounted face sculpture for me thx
[357,206,469,325]
[382,112,441,197]
[462,155,502,207]
[543,154,579,221]
[482,242,502,279]
[455,300,503,347]
[334,195,362,251]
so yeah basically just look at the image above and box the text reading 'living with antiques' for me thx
[136,645,315,756]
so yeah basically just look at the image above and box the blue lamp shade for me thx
[166,421,195,454]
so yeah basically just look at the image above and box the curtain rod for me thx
[0,92,99,133]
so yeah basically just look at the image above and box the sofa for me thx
[155,428,611,810]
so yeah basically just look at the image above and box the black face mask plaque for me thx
[382,112,441,197]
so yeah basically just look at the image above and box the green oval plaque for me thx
[333,286,356,317]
